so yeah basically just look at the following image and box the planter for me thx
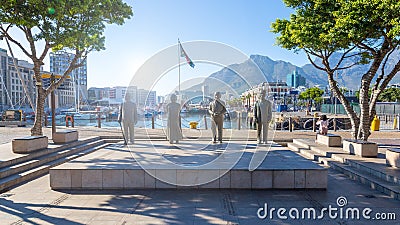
[316,133,342,147]
[12,136,48,153]
[342,139,378,157]
[53,130,78,144]
[386,148,400,168]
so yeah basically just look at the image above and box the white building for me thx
[138,89,156,107]
[241,81,290,106]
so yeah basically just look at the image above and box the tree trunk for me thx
[326,71,359,139]
[358,57,384,141]
[358,84,371,141]
[31,86,45,136]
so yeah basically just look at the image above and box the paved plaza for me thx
[1,170,399,224]
[0,127,398,224]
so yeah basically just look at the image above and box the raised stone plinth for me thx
[50,140,328,190]
[53,130,78,144]
[386,148,400,168]
[343,139,378,157]
[12,136,48,154]
[316,133,342,147]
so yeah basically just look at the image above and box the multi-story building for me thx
[41,72,74,109]
[0,48,36,111]
[49,50,88,106]
[88,87,105,103]
[241,81,289,107]
[138,89,156,107]
[286,70,306,88]
[108,86,127,104]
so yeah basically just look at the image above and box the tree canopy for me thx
[299,87,324,101]
[272,0,400,140]
[0,0,133,135]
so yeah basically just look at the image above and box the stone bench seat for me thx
[53,130,78,144]
[316,133,341,147]
[12,136,48,154]
[343,139,378,157]
[386,148,400,168]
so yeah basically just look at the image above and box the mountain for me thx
[186,52,400,95]
[313,50,400,89]
[186,54,328,95]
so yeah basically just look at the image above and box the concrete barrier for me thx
[12,136,48,154]
[343,139,378,157]
[386,148,400,168]
[316,133,342,147]
[53,130,78,144]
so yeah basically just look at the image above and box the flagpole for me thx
[178,38,181,98]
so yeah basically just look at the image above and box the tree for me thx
[0,0,133,136]
[299,87,324,110]
[378,88,400,102]
[272,0,400,141]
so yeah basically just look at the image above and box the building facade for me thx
[286,70,306,88]
[138,89,157,107]
[241,81,289,107]
[49,50,88,107]
[0,48,36,111]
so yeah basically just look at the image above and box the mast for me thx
[178,38,181,98]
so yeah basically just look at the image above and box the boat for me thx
[144,112,153,118]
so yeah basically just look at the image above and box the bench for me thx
[53,130,78,144]
[342,139,378,157]
[386,148,400,168]
[316,133,342,147]
[12,136,48,154]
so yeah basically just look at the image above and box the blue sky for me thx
[0,0,308,93]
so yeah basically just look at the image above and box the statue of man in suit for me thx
[209,92,226,143]
[253,90,272,144]
[118,93,138,144]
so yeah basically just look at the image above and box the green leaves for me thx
[0,0,133,54]
[299,87,324,101]
[378,87,400,102]
[272,0,400,55]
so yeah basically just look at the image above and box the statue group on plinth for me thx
[118,89,272,146]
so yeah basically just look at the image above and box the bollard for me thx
[385,115,388,124]
[97,113,101,128]
[237,112,241,130]
[289,117,293,132]
[333,118,337,132]
[151,115,155,129]
[398,114,400,130]
[312,117,316,132]
[44,113,48,127]
[204,115,208,130]
[71,115,75,128]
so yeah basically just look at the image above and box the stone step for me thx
[288,142,331,164]
[103,139,124,143]
[293,139,314,149]
[0,142,109,192]
[329,161,400,200]
[288,139,400,199]
[0,139,105,179]
[308,144,400,186]
[0,136,101,169]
